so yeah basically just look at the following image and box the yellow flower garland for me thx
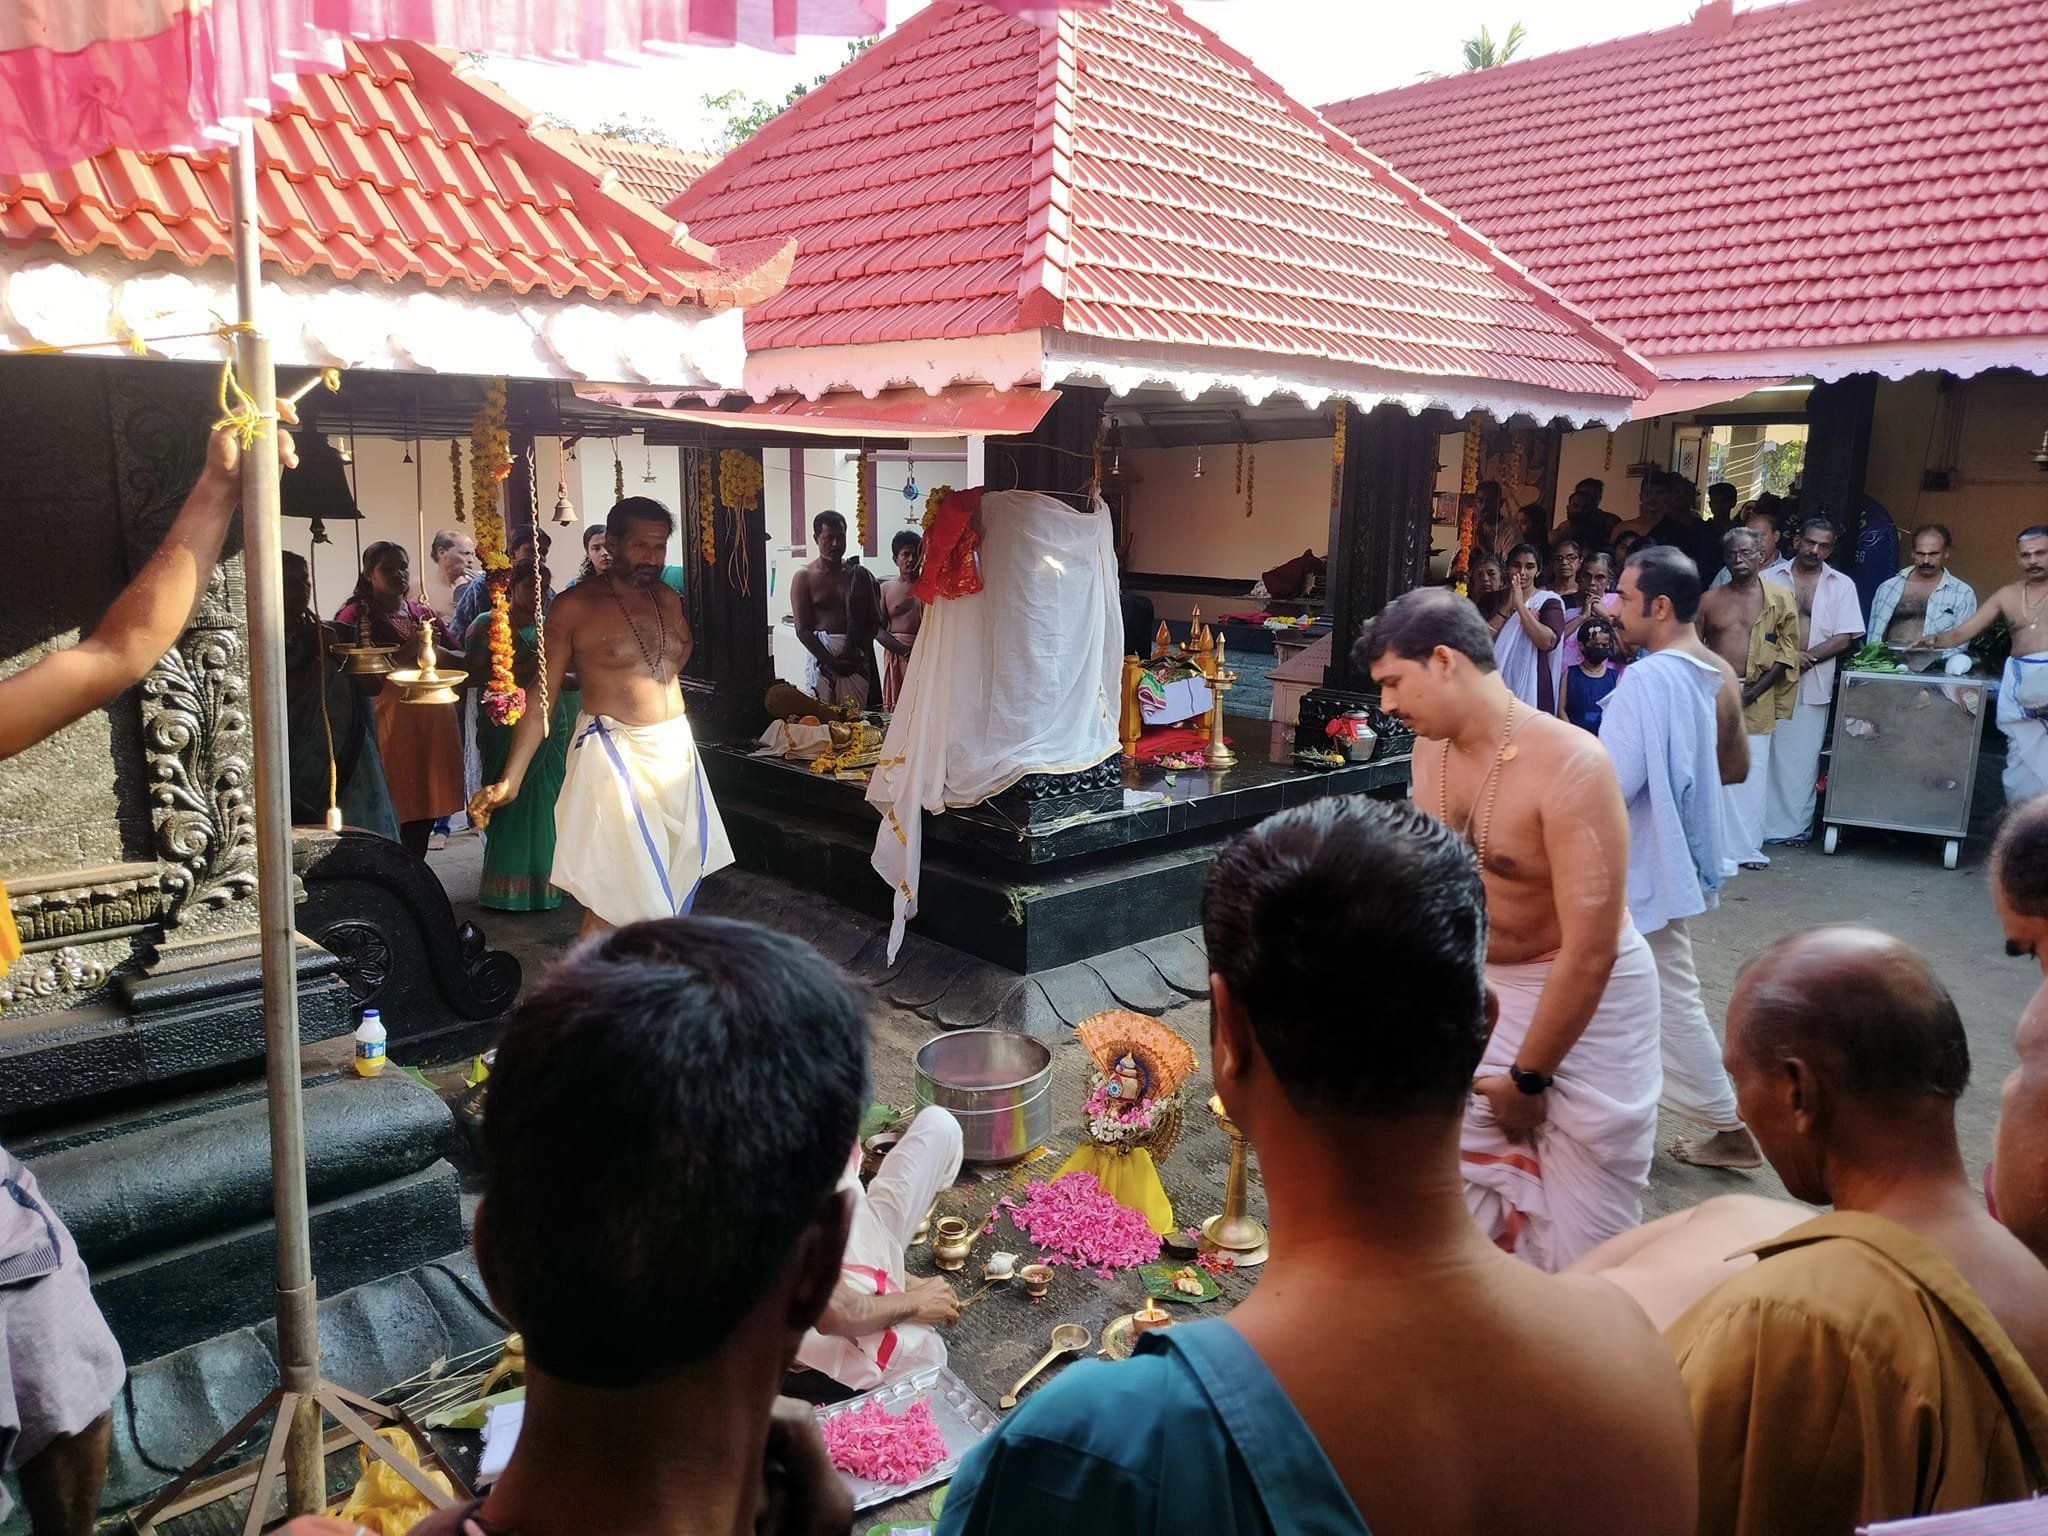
[1329,401,1347,519]
[697,451,717,565]
[1244,444,1256,518]
[854,447,872,552]
[718,449,762,514]
[449,439,465,524]
[468,379,520,724]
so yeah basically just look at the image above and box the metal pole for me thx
[229,129,326,1515]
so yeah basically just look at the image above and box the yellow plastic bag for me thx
[328,1426,454,1536]
[1056,1142,1174,1235]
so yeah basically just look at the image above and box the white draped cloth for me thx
[868,491,1123,961]
[552,711,733,928]
[1463,924,1663,1273]
[1493,590,1562,710]
[2001,654,2048,807]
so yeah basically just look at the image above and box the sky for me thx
[485,0,1705,153]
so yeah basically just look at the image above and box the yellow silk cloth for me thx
[0,876,18,982]
[1057,1141,1174,1236]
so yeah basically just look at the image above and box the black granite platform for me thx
[702,715,1409,972]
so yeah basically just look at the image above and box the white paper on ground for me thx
[478,1400,526,1485]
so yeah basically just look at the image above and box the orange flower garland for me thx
[854,446,872,551]
[697,450,717,564]
[1243,444,1256,518]
[1328,401,1347,520]
[449,439,465,523]
[469,379,521,724]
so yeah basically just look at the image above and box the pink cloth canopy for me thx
[0,0,1105,174]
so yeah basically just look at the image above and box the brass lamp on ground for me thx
[1201,1092,1268,1264]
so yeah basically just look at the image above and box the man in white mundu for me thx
[1363,588,1662,1272]
[472,498,732,934]
[798,1107,964,1389]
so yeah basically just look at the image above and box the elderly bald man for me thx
[1589,927,2048,1536]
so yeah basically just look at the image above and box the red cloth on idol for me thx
[914,488,985,604]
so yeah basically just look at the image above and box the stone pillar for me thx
[1006,386,1107,500]
[1797,374,1876,532]
[1323,404,1450,691]
[674,442,773,736]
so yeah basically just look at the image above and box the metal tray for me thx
[814,1364,999,1512]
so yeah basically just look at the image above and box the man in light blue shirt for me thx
[939,797,1699,1536]
[1866,523,1978,672]
[1604,547,1762,1172]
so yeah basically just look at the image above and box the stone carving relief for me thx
[0,947,108,1008]
[143,564,257,926]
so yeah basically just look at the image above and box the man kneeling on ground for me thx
[409,916,867,1536]
[938,798,1696,1536]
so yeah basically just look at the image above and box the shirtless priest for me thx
[1361,589,1663,1270]
[471,497,733,935]
[791,509,883,709]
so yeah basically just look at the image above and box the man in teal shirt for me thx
[941,794,1698,1536]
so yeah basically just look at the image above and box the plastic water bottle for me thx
[353,1010,387,1078]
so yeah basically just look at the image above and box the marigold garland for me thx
[1235,442,1244,494]
[921,485,950,533]
[468,379,521,724]
[613,445,625,504]
[1460,410,1482,498]
[854,446,872,552]
[449,439,465,524]
[718,448,762,514]
[1328,401,1347,520]
[695,450,717,565]
[1243,444,1256,518]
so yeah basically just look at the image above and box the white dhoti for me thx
[807,632,871,709]
[1463,925,1662,1273]
[1721,731,1773,870]
[1644,918,1744,1132]
[1999,655,2048,807]
[551,712,734,928]
[1763,698,1829,842]
[797,1108,964,1390]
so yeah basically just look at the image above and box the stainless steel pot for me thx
[914,1029,1053,1164]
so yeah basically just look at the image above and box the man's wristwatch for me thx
[1509,1064,1554,1096]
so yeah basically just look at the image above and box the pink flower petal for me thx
[822,1397,948,1484]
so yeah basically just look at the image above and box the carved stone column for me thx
[1323,404,1450,692]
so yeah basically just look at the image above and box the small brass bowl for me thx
[1019,1262,1052,1301]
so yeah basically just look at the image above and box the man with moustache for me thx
[471,497,733,936]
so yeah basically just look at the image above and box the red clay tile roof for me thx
[1323,0,2048,366]
[0,41,789,310]
[547,130,720,211]
[670,0,1650,403]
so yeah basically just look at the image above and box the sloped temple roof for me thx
[1324,0,2048,380]
[0,41,792,387]
[671,0,1652,421]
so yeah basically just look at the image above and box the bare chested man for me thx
[1360,589,1663,1270]
[877,529,923,712]
[1697,528,1801,871]
[1913,524,2048,804]
[790,510,881,709]
[471,497,732,936]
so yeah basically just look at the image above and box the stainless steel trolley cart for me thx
[1820,665,1990,869]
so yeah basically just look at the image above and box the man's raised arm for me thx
[0,419,297,762]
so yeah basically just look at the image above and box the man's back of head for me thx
[1203,796,1487,1124]
[478,916,869,1388]
[1170,798,1699,1536]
